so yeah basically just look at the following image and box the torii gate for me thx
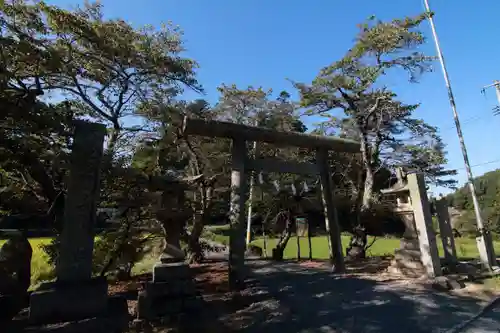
[181,117,361,289]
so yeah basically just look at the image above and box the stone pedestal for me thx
[388,214,427,278]
[11,295,129,333]
[389,241,427,278]
[29,278,108,323]
[136,261,201,321]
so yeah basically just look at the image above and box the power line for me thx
[453,158,500,171]
[439,113,496,132]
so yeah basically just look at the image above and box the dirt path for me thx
[221,260,500,333]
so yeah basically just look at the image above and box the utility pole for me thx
[481,80,500,111]
[423,0,496,269]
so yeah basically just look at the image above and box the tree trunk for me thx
[272,211,293,260]
[99,218,132,277]
[296,220,301,260]
[346,134,374,260]
[263,230,268,258]
[346,220,367,260]
[308,221,313,260]
[157,214,186,262]
[47,192,65,232]
[186,212,206,263]
[186,184,214,263]
[105,123,120,156]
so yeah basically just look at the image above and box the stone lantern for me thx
[381,168,435,277]
[380,168,415,249]
[147,173,203,263]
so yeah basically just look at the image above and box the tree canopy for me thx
[1,1,461,269]
[293,14,456,257]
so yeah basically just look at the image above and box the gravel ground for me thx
[23,244,490,333]
[15,256,498,332]
[229,260,500,333]
[202,246,500,332]
[445,297,500,333]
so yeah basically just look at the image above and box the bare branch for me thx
[70,77,115,122]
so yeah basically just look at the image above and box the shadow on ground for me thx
[10,258,499,332]
[198,260,499,333]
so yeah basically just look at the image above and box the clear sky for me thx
[47,0,500,195]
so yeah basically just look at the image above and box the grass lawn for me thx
[205,225,500,260]
[249,235,500,260]
[0,237,159,287]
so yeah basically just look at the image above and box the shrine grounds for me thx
[3,231,500,288]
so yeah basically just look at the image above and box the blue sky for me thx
[47,0,500,195]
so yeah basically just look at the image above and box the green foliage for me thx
[92,229,155,279]
[39,236,59,267]
[1,0,200,264]
[1,0,200,159]
[447,169,500,234]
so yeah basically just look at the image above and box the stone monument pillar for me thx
[28,121,119,324]
[407,172,442,278]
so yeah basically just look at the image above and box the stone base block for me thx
[387,265,426,278]
[144,280,197,298]
[392,259,425,272]
[138,263,200,321]
[389,249,426,278]
[153,262,190,282]
[1,293,24,322]
[137,291,202,320]
[182,295,203,311]
[29,277,108,323]
[430,276,466,291]
[9,295,129,333]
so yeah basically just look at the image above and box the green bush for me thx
[40,235,60,267]
[92,227,157,279]
[40,226,157,280]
